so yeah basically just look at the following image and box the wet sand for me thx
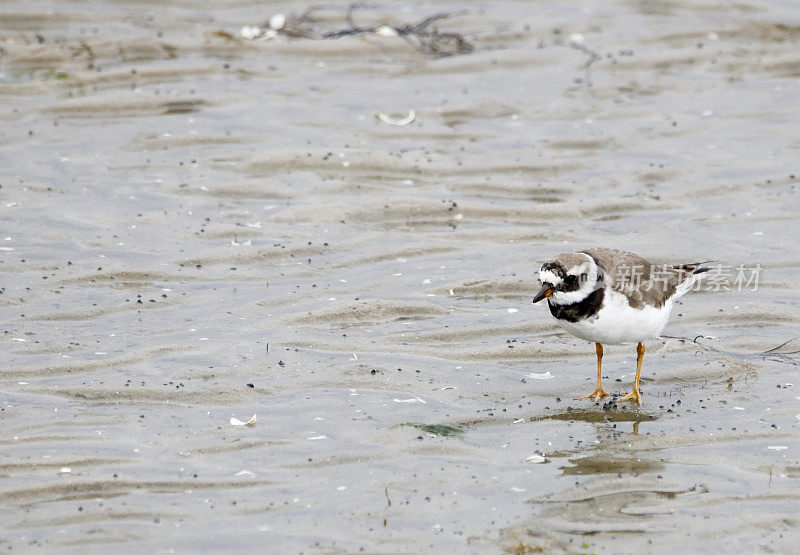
[1,0,799,552]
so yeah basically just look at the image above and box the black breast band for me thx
[548,287,604,323]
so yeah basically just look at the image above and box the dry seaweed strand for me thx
[571,41,600,68]
[662,335,799,366]
[253,3,473,57]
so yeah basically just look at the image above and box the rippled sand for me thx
[2,1,799,552]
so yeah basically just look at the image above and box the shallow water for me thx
[1,0,799,552]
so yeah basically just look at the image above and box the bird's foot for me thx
[616,388,642,405]
[577,387,611,402]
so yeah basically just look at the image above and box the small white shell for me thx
[376,109,416,126]
[392,397,426,403]
[240,25,263,40]
[375,25,399,37]
[230,414,257,427]
[527,371,554,380]
[526,454,547,464]
[568,33,585,45]
[269,14,286,30]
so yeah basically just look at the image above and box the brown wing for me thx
[580,248,696,308]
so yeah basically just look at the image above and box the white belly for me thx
[553,290,673,345]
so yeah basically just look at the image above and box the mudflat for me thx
[1,1,799,552]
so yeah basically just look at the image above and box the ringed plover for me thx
[532,248,709,405]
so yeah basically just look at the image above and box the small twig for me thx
[15,30,31,46]
[245,5,473,57]
[661,334,799,366]
[571,42,600,68]
[322,27,375,39]
[345,2,369,28]
[761,337,799,354]
[403,12,454,33]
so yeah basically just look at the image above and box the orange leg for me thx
[578,343,611,401]
[618,342,645,405]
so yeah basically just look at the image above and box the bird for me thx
[532,248,709,405]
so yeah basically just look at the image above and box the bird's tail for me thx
[673,261,714,275]
[673,261,714,298]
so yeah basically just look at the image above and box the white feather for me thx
[539,270,561,286]
[554,289,672,344]
[551,289,590,305]
[674,272,701,299]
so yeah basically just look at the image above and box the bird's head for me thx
[533,252,600,305]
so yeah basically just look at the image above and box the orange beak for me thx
[532,284,554,304]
